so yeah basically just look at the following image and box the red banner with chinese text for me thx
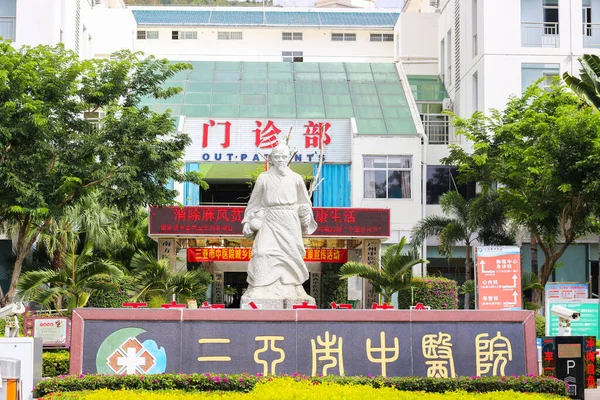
[150,206,390,238]
[188,247,348,263]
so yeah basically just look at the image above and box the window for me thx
[218,31,243,40]
[446,30,452,87]
[583,0,592,36]
[332,33,356,41]
[370,33,394,42]
[282,32,303,41]
[418,103,450,145]
[521,63,559,93]
[440,38,445,83]
[172,31,197,40]
[543,0,559,34]
[472,72,478,112]
[137,30,158,40]
[363,156,411,199]
[426,166,476,205]
[282,51,303,63]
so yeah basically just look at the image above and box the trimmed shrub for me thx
[536,316,545,338]
[34,373,566,398]
[397,277,459,309]
[320,263,347,308]
[86,276,134,308]
[43,350,70,377]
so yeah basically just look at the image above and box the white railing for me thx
[422,114,456,145]
[521,22,559,48]
[583,23,600,48]
[0,17,15,41]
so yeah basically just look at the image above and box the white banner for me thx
[183,118,351,163]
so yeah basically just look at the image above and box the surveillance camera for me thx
[551,305,581,320]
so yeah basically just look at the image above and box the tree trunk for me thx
[464,243,471,310]
[530,231,538,303]
[3,253,26,306]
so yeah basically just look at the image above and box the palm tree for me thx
[410,190,515,309]
[339,236,427,305]
[128,251,212,304]
[17,243,124,313]
[563,54,600,108]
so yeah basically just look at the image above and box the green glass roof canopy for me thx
[406,75,448,102]
[144,62,417,136]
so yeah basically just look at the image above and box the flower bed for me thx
[34,373,567,398]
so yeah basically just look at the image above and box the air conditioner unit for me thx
[442,97,454,111]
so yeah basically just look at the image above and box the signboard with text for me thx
[72,309,533,377]
[546,300,599,338]
[184,118,351,163]
[545,283,589,303]
[150,207,390,238]
[24,316,71,348]
[188,247,348,263]
[475,246,522,310]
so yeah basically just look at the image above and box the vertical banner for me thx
[213,272,224,305]
[475,246,522,310]
[158,238,177,269]
[310,272,321,308]
[362,240,380,306]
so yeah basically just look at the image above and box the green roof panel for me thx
[406,74,448,102]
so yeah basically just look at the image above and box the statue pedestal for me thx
[240,297,316,310]
[240,282,316,310]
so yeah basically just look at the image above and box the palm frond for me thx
[410,215,457,247]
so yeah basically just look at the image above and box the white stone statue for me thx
[241,143,317,308]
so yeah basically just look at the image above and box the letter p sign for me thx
[567,360,576,374]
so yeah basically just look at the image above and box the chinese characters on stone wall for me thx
[195,329,513,377]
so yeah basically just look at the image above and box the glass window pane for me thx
[184,93,211,104]
[350,83,377,94]
[241,82,267,94]
[296,94,323,106]
[363,170,376,198]
[295,82,323,94]
[211,105,238,117]
[324,95,352,106]
[242,62,267,72]
[427,166,450,204]
[321,72,348,82]
[352,95,380,106]
[363,156,385,168]
[214,71,240,81]
[348,72,374,82]
[376,84,404,95]
[186,81,213,92]
[282,32,292,40]
[269,82,294,93]
[293,32,303,40]
[345,33,356,41]
[240,105,268,118]
[241,94,267,105]
[332,33,344,41]
[294,63,319,72]
[370,63,397,73]
[322,82,350,93]
[379,95,408,106]
[212,94,238,105]
[297,105,325,118]
[382,107,411,119]
[346,63,372,73]
[375,171,387,198]
[388,156,411,169]
[354,107,383,118]
[182,104,210,117]
[269,94,295,105]
[242,70,267,81]
[319,63,345,73]
[356,119,387,135]
[385,119,417,134]
[373,73,399,83]
[325,106,354,118]
[269,63,293,72]
[268,71,294,81]
[213,82,240,93]
[295,72,320,81]
[388,170,410,199]
[268,105,297,118]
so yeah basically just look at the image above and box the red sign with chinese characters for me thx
[475,246,522,310]
[149,207,390,238]
[188,247,348,263]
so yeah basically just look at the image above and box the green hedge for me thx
[34,373,566,398]
[43,350,70,377]
[397,277,459,309]
[535,316,545,338]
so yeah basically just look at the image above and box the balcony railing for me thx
[521,21,559,48]
[583,23,600,48]
[421,113,456,145]
[0,17,15,41]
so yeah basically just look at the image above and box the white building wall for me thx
[134,27,394,62]
[15,0,62,47]
[91,6,136,57]
[397,12,438,75]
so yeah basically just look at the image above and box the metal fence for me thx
[583,23,600,48]
[422,113,457,145]
[521,22,559,48]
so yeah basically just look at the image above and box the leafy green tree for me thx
[17,243,123,313]
[410,191,515,308]
[562,54,600,108]
[0,44,206,305]
[128,251,212,304]
[444,83,600,306]
[339,236,427,305]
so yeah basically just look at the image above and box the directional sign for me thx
[475,246,522,310]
